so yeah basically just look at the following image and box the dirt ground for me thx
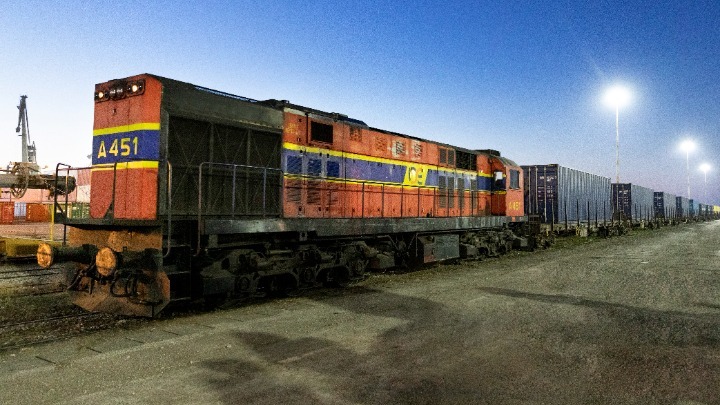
[1,222,719,404]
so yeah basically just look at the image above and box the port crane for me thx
[0,95,75,198]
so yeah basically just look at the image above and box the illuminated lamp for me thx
[96,247,119,277]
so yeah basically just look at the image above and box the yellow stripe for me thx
[283,174,492,194]
[282,142,491,178]
[93,123,161,136]
[91,161,159,171]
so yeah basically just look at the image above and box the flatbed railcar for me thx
[38,74,528,316]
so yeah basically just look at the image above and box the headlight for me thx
[94,89,108,102]
[128,80,145,94]
[96,247,119,277]
[95,79,145,102]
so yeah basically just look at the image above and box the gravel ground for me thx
[0,223,65,240]
[1,222,719,404]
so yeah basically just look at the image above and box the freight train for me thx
[36,74,719,317]
[37,74,530,317]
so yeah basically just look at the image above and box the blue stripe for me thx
[282,148,492,191]
[92,130,160,165]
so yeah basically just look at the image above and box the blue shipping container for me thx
[612,183,655,220]
[676,196,690,218]
[654,192,677,218]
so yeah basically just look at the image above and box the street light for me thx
[680,140,696,199]
[699,163,711,202]
[604,86,631,183]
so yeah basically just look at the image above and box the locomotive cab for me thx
[477,150,523,218]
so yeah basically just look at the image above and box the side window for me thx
[308,159,322,176]
[310,121,333,144]
[287,156,302,174]
[327,161,340,178]
[509,170,520,189]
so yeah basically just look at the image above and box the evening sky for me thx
[1,0,719,202]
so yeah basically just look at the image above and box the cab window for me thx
[493,171,505,190]
[509,170,520,189]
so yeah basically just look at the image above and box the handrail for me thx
[54,162,74,245]
[196,162,283,254]
[163,161,173,258]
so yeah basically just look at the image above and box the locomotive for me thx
[37,74,528,317]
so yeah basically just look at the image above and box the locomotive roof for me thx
[140,74,513,164]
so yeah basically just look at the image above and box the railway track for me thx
[0,263,143,351]
[0,263,113,351]
[0,305,131,351]
[0,262,66,297]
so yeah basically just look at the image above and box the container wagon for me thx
[676,196,690,219]
[611,183,655,221]
[654,192,677,219]
[523,164,611,227]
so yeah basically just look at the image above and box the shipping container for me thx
[612,183,655,221]
[0,201,14,224]
[698,203,710,217]
[14,202,26,219]
[523,164,611,224]
[69,202,91,219]
[676,196,690,218]
[688,199,697,217]
[25,203,51,222]
[654,192,677,218]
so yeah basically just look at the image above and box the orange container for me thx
[25,203,51,223]
[0,202,13,224]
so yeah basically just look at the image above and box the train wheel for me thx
[348,258,368,279]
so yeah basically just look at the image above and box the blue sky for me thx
[1,1,719,203]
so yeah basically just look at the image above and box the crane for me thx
[0,95,75,198]
[16,95,38,167]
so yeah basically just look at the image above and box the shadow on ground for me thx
[201,286,720,404]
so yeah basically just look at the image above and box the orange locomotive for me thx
[38,74,527,316]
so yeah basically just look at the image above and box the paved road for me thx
[1,222,719,404]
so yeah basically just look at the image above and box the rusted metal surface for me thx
[67,228,162,252]
[69,268,170,317]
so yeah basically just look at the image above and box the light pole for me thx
[604,86,631,183]
[700,163,711,202]
[680,140,696,199]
